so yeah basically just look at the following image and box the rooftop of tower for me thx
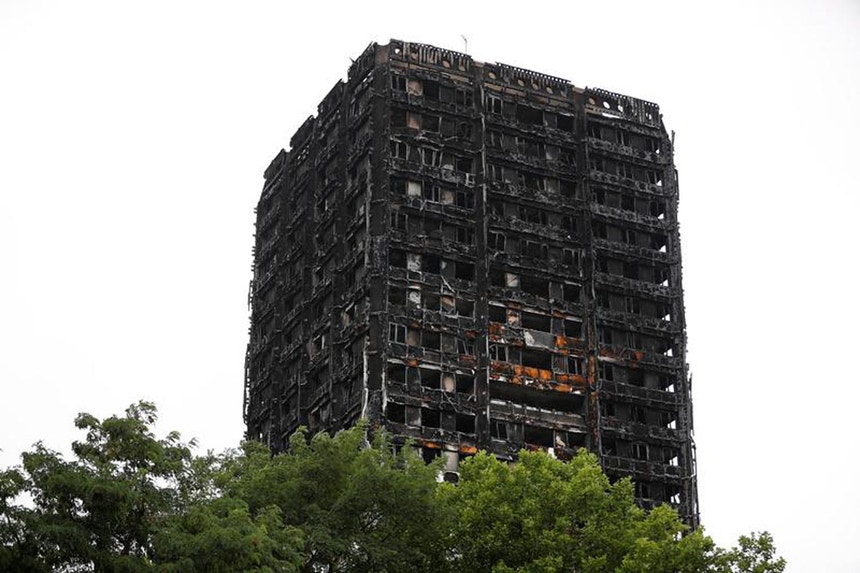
[281,39,666,152]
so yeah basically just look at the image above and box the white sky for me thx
[1,1,858,571]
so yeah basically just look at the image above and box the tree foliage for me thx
[440,450,713,573]
[0,402,786,572]
[711,532,786,573]
[2,401,195,572]
[152,498,303,573]
[218,423,448,573]
[0,402,300,572]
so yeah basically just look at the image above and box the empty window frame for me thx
[491,419,508,440]
[456,413,475,434]
[564,283,582,304]
[386,402,406,423]
[422,291,440,311]
[459,338,476,356]
[390,74,406,92]
[521,311,551,332]
[488,232,506,251]
[457,373,475,394]
[389,323,406,343]
[456,298,474,317]
[422,330,441,350]
[421,408,441,428]
[659,374,676,393]
[521,348,552,370]
[559,146,576,165]
[487,197,506,216]
[618,162,635,180]
[631,442,648,460]
[422,79,440,100]
[456,122,473,140]
[522,240,548,260]
[485,94,503,114]
[516,137,545,158]
[519,275,549,298]
[598,327,614,345]
[560,179,578,198]
[518,205,548,225]
[421,147,440,167]
[623,262,639,280]
[601,400,616,417]
[422,254,441,274]
[562,248,580,268]
[455,156,473,173]
[422,217,442,236]
[524,425,554,447]
[489,267,505,287]
[420,368,441,389]
[390,210,407,230]
[660,410,677,429]
[625,296,641,315]
[564,319,582,337]
[390,139,409,159]
[421,447,441,463]
[455,227,474,244]
[386,363,406,384]
[489,343,508,362]
[456,89,473,107]
[406,111,422,129]
[589,157,607,172]
[516,104,543,125]
[455,261,475,281]
[488,305,506,323]
[556,113,574,131]
[598,362,614,381]
[634,481,651,499]
[519,171,545,191]
[422,114,440,133]
[455,189,474,209]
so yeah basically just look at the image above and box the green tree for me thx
[10,401,193,572]
[152,497,303,572]
[220,422,450,573]
[441,448,712,573]
[712,532,787,573]
[0,401,787,572]
[0,402,302,572]
[0,466,46,572]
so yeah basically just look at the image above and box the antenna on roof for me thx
[461,35,468,55]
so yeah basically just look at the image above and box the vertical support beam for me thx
[365,54,388,428]
[576,90,601,456]
[474,69,491,450]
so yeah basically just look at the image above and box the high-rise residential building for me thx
[245,40,698,525]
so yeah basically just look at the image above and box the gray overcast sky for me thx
[1,1,858,570]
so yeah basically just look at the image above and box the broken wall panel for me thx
[245,39,698,527]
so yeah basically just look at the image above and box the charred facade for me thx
[245,40,698,525]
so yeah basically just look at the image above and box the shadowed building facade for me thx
[245,40,698,526]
